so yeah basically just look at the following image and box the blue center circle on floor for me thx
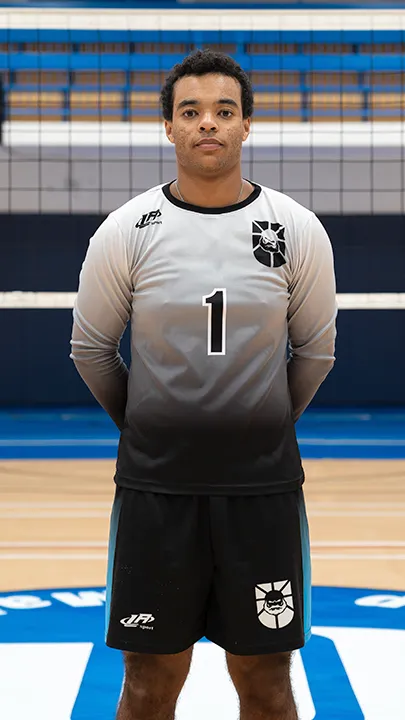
[0,585,404,718]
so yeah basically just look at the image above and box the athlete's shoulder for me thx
[257,184,314,229]
[109,184,167,232]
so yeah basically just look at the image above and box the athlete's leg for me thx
[206,490,310,719]
[117,647,193,720]
[226,651,298,720]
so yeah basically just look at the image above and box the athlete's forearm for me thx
[287,212,336,421]
[288,352,334,422]
[70,213,133,430]
[71,345,129,430]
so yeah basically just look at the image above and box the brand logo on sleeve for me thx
[136,210,162,229]
[255,580,294,629]
[252,221,286,268]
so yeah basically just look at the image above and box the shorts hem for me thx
[205,634,306,656]
[106,633,203,655]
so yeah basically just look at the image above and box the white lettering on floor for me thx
[0,628,404,719]
[0,642,93,720]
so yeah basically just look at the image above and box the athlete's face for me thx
[165,73,251,175]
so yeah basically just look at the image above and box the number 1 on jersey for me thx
[202,288,227,355]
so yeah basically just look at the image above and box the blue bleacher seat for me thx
[1,31,404,122]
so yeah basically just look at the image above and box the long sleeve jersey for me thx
[71,181,337,495]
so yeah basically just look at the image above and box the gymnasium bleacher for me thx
[1,32,405,122]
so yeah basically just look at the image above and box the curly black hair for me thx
[160,48,254,121]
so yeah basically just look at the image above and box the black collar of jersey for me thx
[162,180,262,214]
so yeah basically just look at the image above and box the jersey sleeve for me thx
[70,214,133,430]
[287,212,337,421]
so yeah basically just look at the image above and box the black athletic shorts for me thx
[105,486,311,656]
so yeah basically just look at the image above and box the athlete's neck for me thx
[171,171,252,208]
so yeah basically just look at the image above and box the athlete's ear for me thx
[242,117,251,143]
[165,120,175,144]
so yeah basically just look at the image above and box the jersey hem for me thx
[114,472,304,496]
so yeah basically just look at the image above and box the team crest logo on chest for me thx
[255,580,295,629]
[252,221,286,268]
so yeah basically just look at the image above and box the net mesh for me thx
[0,7,405,215]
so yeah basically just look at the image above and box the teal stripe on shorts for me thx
[105,487,123,640]
[298,489,312,643]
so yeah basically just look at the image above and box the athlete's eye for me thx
[220,110,233,118]
[183,109,197,118]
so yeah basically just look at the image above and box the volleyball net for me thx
[0,6,405,214]
[1,291,404,310]
[0,5,404,409]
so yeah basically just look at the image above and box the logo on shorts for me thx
[255,580,294,629]
[120,613,155,630]
[252,221,286,268]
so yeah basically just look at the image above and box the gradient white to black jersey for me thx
[71,181,336,495]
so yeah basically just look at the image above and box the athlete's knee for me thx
[226,651,297,717]
[122,647,193,706]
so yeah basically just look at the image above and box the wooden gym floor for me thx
[1,459,404,593]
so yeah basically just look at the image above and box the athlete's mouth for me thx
[195,139,223,147]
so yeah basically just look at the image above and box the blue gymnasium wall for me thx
[1,213,404,408]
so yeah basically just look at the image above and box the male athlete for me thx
[71,49,336,720]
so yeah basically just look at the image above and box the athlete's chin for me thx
[192,157,230,174]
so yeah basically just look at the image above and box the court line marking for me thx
[10,541,405,548]
[1,501,405,510]
[0,553,107,560]
[312,554,405,560]
[3,510,405,519]
[0,502,112,509]
[0,438,404,448]
[0,541,108,548]
[308,502,405,508]
[299,438,405,446]
[313,541,405,548]
[0,439,118,447]
[0,511,110,519]
[1,552,405,561]
[309,511,405,517]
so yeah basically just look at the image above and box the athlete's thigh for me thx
[206,488,311,654]
[106,487,212,654]
[226,650,293,694]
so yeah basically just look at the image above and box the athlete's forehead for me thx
[173,73,242,112]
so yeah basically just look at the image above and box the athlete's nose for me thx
[199,112,218,133]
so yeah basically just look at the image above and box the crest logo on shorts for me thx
[255,580,294,629]
[252,221,286,268]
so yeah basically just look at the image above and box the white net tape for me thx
[0,291,404,309]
